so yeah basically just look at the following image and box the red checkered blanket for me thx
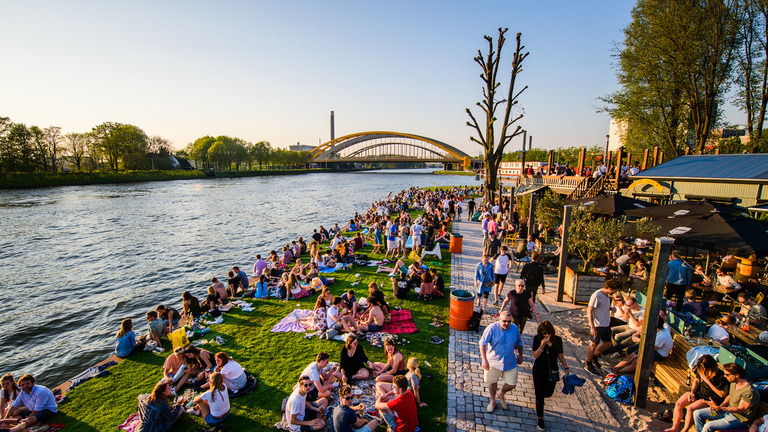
[382,309,417,334]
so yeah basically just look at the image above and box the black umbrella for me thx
[569,194,656,216]
[650,212,768,256]
[624,199,742,219]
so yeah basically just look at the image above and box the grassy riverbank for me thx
[432,170,475,176]
[56,225,451,431]
[0,169,332,189]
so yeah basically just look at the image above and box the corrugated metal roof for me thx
[634,154,768,180]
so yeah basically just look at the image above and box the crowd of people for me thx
[102,186,469,431]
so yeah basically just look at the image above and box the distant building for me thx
[626,153,768,207]
[608,119,628,152]
[497,161,548,178]
[289,144,316,152]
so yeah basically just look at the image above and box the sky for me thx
[1,1,639,155]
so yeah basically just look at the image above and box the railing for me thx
[566,176,593,201]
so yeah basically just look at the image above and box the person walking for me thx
[532,321,569,431]
[520,252,546,301]
[499,279,541,334]
[474,253,495,312]
[492,246,512,306]
[479,311,524,413]
[585,280,620,375]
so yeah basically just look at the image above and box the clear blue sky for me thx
[1,1,638,154]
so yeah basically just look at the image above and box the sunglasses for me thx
[301,383,312,388]
[501,320,512,324]
[344,395,353,400]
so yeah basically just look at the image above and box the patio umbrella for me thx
[569,194,656,216]
[624,199,742,219]
[649,212,768,256]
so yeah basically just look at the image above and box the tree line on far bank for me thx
[0,115,313,174]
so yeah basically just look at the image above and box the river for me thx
[0,169,473,387]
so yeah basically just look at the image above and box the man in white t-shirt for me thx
[300,352,341,400]
[492,246,512,306]
[286,376,327,432]
[410,220,424,256]
[585,280,620,375]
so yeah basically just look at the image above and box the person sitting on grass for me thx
[416,271,439,301]
[210,277,229,302]
[340,289,359,317]
[163,347,190,392]
[357,297,385,334]
[253,274,269,299]
[187,372,229,427]
[115,318,145,358]
[286,376,327,432]
[333,385,380,432]
[135,381,186,432]
[373,339,406,390]
[610,316,673,375]
[205,352,247,393]
[0,375,57,432]
[233,266,249,292]
[0,374,22,419]
[156,304,180,334]
[328,297,364,336]
[339,335,373,384]
[375,357,428,408]
[301,352,341,401]
[182,346,215,386]
[182,291,202,321]
[374,375,418,432]
[693,363,758,432]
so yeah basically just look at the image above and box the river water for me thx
[0,169,472,387]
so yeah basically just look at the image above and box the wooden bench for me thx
[651,333,692,400]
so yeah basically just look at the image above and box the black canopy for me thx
[624,199,742,219]
[649,213,768,256]
[569,194,656,216]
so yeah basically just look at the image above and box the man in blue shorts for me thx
[474,254,494,312]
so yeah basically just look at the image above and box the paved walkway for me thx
[447,217,628,432]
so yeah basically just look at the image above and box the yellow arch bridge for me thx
[310,131,475,169]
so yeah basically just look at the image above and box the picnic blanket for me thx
[118,413,140,431]
[68,360,118,390]
[270,309,313,333]
[382,309,417,334]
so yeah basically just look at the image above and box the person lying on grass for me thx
[300,352,342,400]
[187,372,229,427]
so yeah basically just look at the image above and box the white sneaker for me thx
[186,407,200,416]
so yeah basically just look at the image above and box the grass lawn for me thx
[57,220,452,431]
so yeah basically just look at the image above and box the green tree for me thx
[65,132,88,170]
[189,136,216,169]
[466,28,528,205]
[567,207,624,272]
[534,190,565,233]
[733,0,768,148]
[604,0,741,155]
[208,140,228,170]
[251,141,271,170]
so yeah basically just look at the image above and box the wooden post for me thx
[606,151,613,177]
[626,152,632,169]
[520,153,527,178]
[528,193,537,238]
[659,151,664,164]
[548,150,555,175]
[685,147,691,155]
[652,147,659,167]
[556,205,573,302]
[577,148,586,176]
[615,148,623,184]
[642,149,649,171]
[715,148,720,155]
[634,237,675,408]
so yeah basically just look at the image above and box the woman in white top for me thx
[189,372,230,426]
[0,373,22,419]
[707,315,735,346]
[202,352,247,392]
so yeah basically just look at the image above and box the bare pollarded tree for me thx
[466,28,529,206]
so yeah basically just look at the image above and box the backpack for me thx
[605,375,635,404]
[468,311,483,332]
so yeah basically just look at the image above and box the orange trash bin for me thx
[450,289,475,331]
[449,234,463,254]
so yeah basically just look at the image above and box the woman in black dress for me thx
[531,321,570,431]
[339,335,373,384]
